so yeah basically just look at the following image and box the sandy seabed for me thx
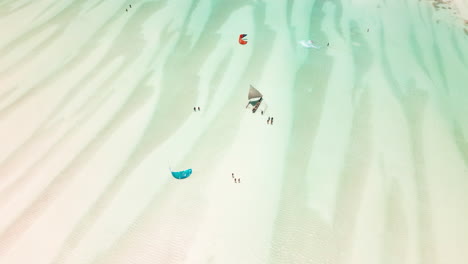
[0,0,467,263]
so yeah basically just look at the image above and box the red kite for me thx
[239,34,248,45]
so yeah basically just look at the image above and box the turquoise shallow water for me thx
[0,0,467,263]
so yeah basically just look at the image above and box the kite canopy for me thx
[248,85,263,101]
[239,34,248,45]
[299,40,320,49]
[247,85,264,113]
[171,168,192,179]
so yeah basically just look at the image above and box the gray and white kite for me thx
[299,40,321,49]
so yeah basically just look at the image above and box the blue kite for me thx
[171,168,192,179]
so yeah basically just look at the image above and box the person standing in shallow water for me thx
[198,106,200,111]
[232,173,234,178]
[267,117,270,124]
[193,107,196,112]
[271,117,274,125]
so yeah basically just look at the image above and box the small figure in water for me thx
[198,106,200,111]
[238,178,241,183]
[261,110,264,115]
[129,4,132,8]
[327,42,330,47]
[271,117,274,125]
[267,117,270,124]
[234,178,237,183]
[193,107,196,112]
[232,173,234,178]
[367,28,369,32]
[126,8,128,12]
